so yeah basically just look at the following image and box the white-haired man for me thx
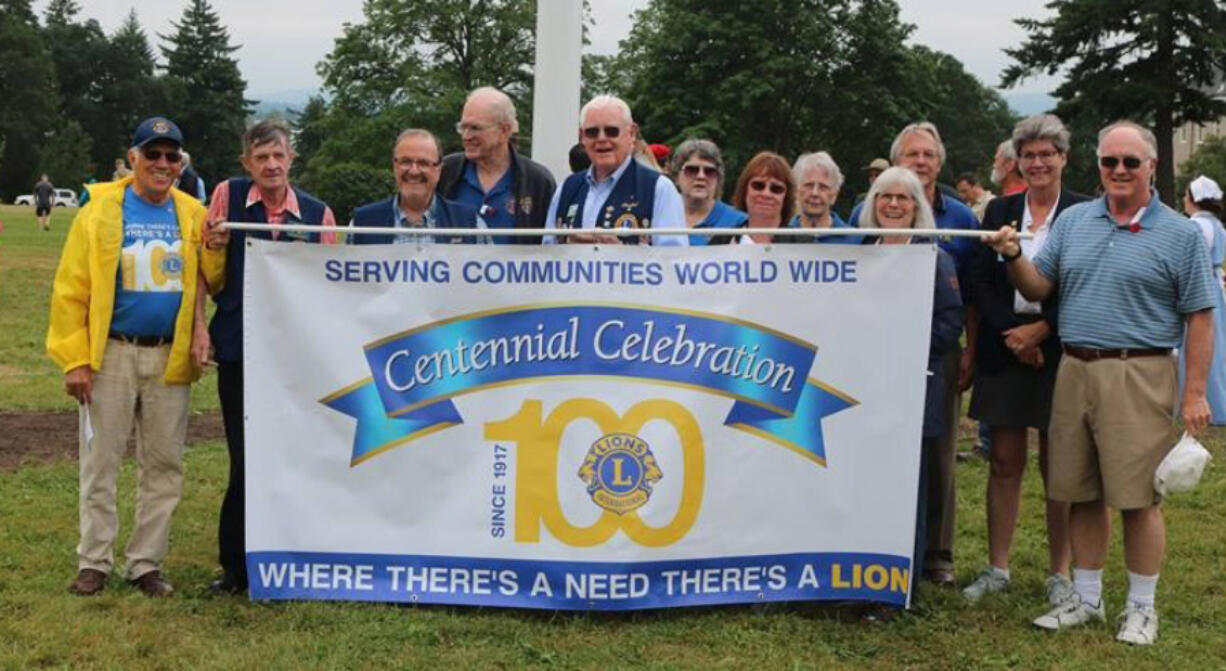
[790,151,859,244]
[992,139,1026,196]
[438,87,555,244]
[544,95,686,246]
[986,120,1215,645]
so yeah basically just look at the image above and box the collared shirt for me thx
[787,211,861,244]
[207,180,338,243]
[453,161,515,243]
[1014,191,1059,314]
[543,154,688,246]
[1033,191,1216,348]
[356,195,490,245]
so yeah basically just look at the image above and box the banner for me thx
[244,241,936,609]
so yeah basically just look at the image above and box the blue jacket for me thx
[349,195,481,245]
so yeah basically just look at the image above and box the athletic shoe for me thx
[1032,592,1105,630]
[1045,573,1074,606]
[1116,602,1159,645]
[963,567,1009,603]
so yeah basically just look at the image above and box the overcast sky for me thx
[40,1,1059,98]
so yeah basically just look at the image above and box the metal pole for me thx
[222,223,1032,240]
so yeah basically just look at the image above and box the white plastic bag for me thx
[1154,432,1212,496]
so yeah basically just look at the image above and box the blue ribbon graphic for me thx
[322,304,856,465]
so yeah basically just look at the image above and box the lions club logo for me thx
[578,432,662,515]
[151,119,171,134]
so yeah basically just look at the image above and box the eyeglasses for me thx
[800,181,835,193]
[456,122,495,135]
[876,193,914,204]
[141,147,182,164]
[1100,155,1144,170]
[682,164,719,178]
[581,125,622,140]
[749,179,787,195]
[395,157,441,171]
[1020,149,1061,163]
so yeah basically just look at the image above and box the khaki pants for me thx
[78,340,189,579]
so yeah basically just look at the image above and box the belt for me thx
[1063,345,1170,361]
[108,332,171,347]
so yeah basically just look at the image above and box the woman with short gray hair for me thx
[669,139,747,245]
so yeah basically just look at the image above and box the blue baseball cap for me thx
[132,117,183,148]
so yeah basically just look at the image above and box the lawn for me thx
[1,203,1223,669]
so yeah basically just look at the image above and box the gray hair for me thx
[466,86,519,134]
[1012,114,1070,156]
[792,151,844,192]
[243,119,293,155]
[858,166,936,230]
[393,128,444,162]
[1097,120,1158,160]
[996,139,1016,161]
[580,95,634,127]
[889,122,946,165]
[670,138,726,185]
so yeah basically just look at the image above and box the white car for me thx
[14,189,79,208]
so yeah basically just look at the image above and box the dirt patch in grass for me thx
[0,410,223,471]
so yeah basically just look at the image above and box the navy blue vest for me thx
[555,160,659,245]
[350,196,480,245]
[209,178,329,363]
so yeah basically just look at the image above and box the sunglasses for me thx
[1100,155,1144,170]
[581,125,622,140]
[682,164,719,178]
[141,147,182,164]
[749,179,786,195]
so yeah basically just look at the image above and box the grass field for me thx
[1,203,1224,669]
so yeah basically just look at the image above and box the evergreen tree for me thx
[94,10,167,174]
[0,0,58,198]
[160,0,250,183]
[41,0,109,176]
[1002,0,1226,203]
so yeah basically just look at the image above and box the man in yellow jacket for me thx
[46,117,226,597]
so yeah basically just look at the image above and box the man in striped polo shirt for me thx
[986,120,1215,645]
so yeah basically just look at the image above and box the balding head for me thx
[459,87,517,164]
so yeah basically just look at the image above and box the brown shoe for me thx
[128,570,174,598]
[68,568,108,596]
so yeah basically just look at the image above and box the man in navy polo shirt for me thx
[349,129,483,244]
[544,95,687,246]
[437,87,555,245]
[987,120,1215,645]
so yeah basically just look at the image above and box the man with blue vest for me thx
[192,119,338,594]
[48,116,225,597]
[350,129,483,244]
[544,95,687,246]
[437,88,554,244]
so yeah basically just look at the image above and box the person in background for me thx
[437,87,555,245]
[963,113,1089,608]
[992,139,1026,196]
[955,172,994,222]
[1180,174,1226,424]
[669,139,746,246]
[112,158,132,181]
[33,173,55,230]
[790,151,860,244]
[176,151,206,202]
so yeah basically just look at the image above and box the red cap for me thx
[648,143,671,162]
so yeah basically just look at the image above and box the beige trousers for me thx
[78,340,189,579]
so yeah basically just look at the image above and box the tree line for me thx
[2,0,1224,215]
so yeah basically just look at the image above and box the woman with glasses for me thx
[711,151,795,245]
[858,166,963,600]
[963,114,1090,607]
[669,139,747,246]
[1181,175,1226,424]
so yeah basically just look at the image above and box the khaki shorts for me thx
[1047,354,1178,509]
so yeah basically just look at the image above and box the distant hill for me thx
[248,88,322,121]
[1002,91,1057,116]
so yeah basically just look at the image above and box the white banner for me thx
[243,240,935,609]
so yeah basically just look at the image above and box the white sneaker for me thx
[1032,592,1105,630]
[963,567,1009,603]
[1116,602,1159,645]
[1045,573,1074,606]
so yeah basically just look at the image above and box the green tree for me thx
[1177,134,1226,198]
[0,0,58,199]
[160,0,250,184]
[300,0,538,213]
[1002,0,1226,204]
[87,10,168,178]
[41,0,111,176]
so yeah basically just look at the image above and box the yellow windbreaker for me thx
[45,177,226,384]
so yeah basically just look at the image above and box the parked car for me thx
[14,189,79,208]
